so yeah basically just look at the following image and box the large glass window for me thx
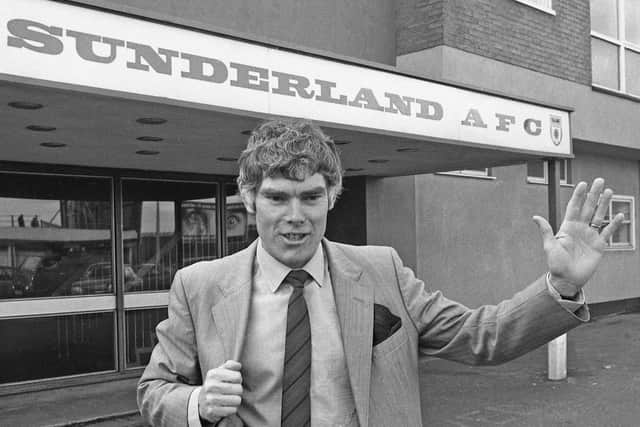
[122,179,218,293]
[0,173,112,299]
[225,184,256,255]
[0,312,115,384]
[591,0,640,97]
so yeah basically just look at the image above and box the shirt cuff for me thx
[546,272,586,313]
[188,386,203,427]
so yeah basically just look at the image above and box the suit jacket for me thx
[137,238,588,427]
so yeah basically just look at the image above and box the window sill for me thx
[605,246,636,252]
[592,84,640,103]
[513,0,556,16]
[436,172,496,181]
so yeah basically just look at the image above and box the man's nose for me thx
[285,198,305,223]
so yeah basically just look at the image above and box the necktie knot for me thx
[285,269,310,289]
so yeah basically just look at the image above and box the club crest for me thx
[550,115,562,146]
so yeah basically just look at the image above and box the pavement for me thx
[1,312,639,427]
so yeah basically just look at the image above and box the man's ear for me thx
[328,187,338,210]
[240,189,256,214]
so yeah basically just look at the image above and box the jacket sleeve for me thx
[137,269,203,426]
[389,247,589,365]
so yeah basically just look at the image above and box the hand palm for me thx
[546,221,605,287]
[533,178,624,291]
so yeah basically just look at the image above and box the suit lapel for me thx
[210,241,256,361]
[324,239,373,427]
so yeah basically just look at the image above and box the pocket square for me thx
[373,303,401,346]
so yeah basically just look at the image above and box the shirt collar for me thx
[256,238,325,293]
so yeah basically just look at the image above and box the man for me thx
[138,119,624,426]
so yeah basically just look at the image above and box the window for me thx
[513,0,555,15]
[591,0,640,97]
[438,168,493,178]
[526,159,570,184]
[603,195,635,250]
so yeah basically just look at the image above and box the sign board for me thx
[0,0,571,155]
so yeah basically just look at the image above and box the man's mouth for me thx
[281,232,308,242]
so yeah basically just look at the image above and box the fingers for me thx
[578,178,605,222]
[533,216,555,249]
[590,188,613,227]
[600,212,625,242]
[199,360,244,422]
[563,181,588,222]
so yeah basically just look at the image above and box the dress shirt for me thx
[188,240,356,427]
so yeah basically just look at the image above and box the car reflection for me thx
[68,263,143,295]
[0,266,32,298]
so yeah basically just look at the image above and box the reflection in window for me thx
[122,180,218,292]
[225,184,257,255]
[0,173,112,299]
[0,312,115,384]
[125,308,167,368]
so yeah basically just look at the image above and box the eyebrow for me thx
[259,186,327,197]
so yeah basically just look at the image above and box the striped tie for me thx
[281,269,312,427]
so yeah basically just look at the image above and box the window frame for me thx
[591,0,640,98]
[604,194,636,251]
[526,159,571,185]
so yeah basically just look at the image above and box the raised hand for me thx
[533,178,625,297]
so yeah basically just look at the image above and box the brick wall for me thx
[396,0,592,85]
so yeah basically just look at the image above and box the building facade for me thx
[0,0,638,393]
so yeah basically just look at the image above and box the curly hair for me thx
[237,118,343,202]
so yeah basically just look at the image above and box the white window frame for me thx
[526,159,570,185]
[513,0,556,15]
[437,168,495,180]
[591,0,640,98]
[604,194,636,251]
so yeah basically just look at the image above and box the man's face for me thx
[248,173,332,269]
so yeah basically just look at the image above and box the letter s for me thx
[7,19,63,55]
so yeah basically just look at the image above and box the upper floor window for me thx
[526,159,570,184]
[591,0,640,97]
[513,0,555,15]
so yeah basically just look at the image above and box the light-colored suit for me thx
[138,239,587,426]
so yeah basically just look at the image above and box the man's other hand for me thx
[198,360,243,423]
[533,177,625,297]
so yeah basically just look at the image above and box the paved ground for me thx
[1,312,639,426]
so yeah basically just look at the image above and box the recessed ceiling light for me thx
[26,125,56,132]
[334,139,351,145]
[240,130,253,136]
[396,148,419,152]
[346,168,364,172]
[136,117,167,125]
[137,136,164,142]
[136,150,159,155]
[368,159,389,163]
[9,101,43,110]
[40,142,67,148]
[217,157,238,162]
